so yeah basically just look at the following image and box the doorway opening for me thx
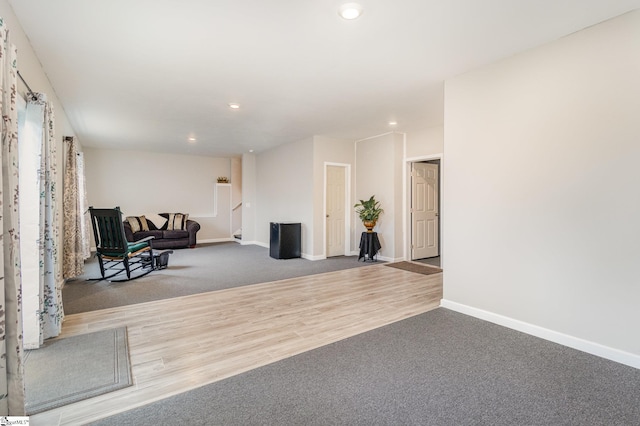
[409,158,441,267]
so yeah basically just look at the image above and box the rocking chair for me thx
[89,206,155,281]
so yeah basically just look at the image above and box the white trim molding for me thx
[198,238,234,244]
[440,299,640,370]
[253,241,269,249]
[303,253,324,261]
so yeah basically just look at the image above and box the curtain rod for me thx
[16,70,38,101]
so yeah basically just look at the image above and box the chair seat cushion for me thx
[127,241,151,253]
[162,230,189,239]
[102,241,149,257]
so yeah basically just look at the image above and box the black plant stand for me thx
[358,232,381,262]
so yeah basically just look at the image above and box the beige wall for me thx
[255,138,314,256]
[84,147,234,242]
[241,153,257,243]
[355,133,405,261]
[442,10,640,366]
[247,127,444,260]
[231,157,242,235]
[406,126,443,159]
[352,129,443,261]
[312,136,355,257]
[245,128,443,260]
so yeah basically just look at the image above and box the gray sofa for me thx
[123,213,200,249]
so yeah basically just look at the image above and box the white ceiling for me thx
[8,1,640,157]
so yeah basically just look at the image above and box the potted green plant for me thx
[354,195,383,232]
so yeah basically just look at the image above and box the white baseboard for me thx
[303,253,324,261]
[237,240,321,260]
[378,255,404,262]
[198,238,234,244]
[348,250,401,263]
[440,299,640,370]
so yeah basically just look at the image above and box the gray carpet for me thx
[90,309,640,426]
[64,242,378,314]
[25,327,131,415]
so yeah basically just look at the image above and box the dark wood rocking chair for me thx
[89,206,155,281]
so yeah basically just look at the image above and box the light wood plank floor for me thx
[31,263,443,426]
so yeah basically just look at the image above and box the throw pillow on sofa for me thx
[126,215,150,233]
[167,213,189,230]
[145,213,168,230]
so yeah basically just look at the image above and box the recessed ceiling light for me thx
[188,137,196,142]
[228,103,240,109]
[388,121,397,126]
[249,149,254,153]
[339,2,363,20]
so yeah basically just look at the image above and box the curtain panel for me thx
[19,93,64,348]
[78,152,91,259]
[39,98,63,340]
[20,92,45,349]
[62,137,85,278]
[0,17,26,415]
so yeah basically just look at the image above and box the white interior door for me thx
[326,165,346,257]
[412,162,439,259]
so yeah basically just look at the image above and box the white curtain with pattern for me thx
[0,17,26,415]
[39,97,63,340]
[78,152,91,259]
[63,137,86,278]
